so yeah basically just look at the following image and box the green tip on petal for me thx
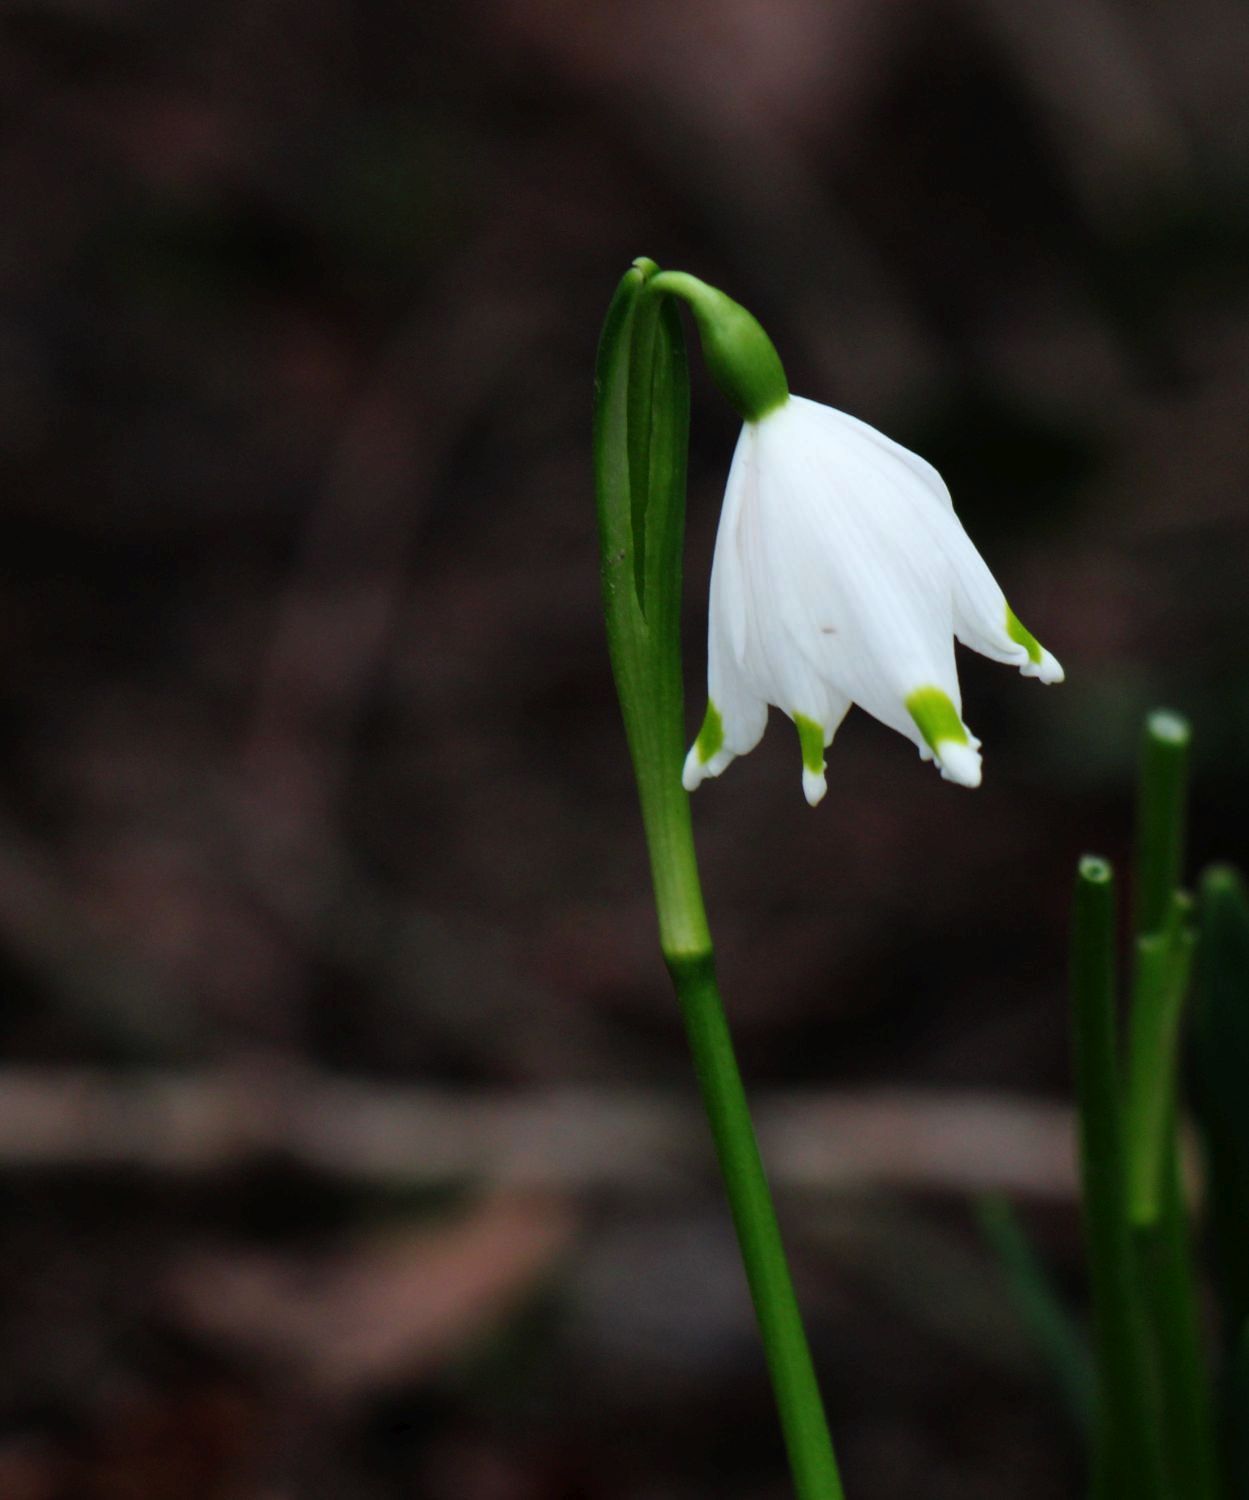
[683,701,732,794]
[793,713,827,806]
[793,713,825,773]
[905,686,982,788]
[1004,605,1043,665]
[906,686,969,751]
[694,700,725,764]
[1005,604,1064,682]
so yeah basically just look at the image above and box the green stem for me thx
[1134,710,1190,938]
[670,950,844,1500]
[1194,865,1249,1350]
[1125,903,1195,1227]
[1124,911,1218,1499]
[1135,1131,1220,1500]
[976,1194,1094,1432]
[1125,709,1218,1499]
[595,259,844,1500]
[1071,856,1166,1500]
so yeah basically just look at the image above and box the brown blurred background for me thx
[2,1,1249,1496]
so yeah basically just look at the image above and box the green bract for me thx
[593,257,708,962]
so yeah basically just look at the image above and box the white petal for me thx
[710,423,757,668]
[936,740,983,788]
[682,736,730,792]
[803,766,827,805]
[788,397,955,513]
[903,683,983,786]
[748,400,970,768]
[706,434,769,755]
[684,390,1062,802]
[681,676,766,792]
[935,519,1065,684]
[723,419,848,732]
[790,695,851,807]
[684,429,770,794]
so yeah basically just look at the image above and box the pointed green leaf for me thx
[1125,893,1197,1227]
[592,264,705,960]
[1134,709,1191,937]
[1071,855,1167,1500]
[1194,865,1249,1341]
[976,1194,1094,1431]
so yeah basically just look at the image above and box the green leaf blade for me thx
[1195,865,1249,1344]
[1071,855,1168,1500]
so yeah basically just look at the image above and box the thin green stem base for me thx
[669,952,844,1500]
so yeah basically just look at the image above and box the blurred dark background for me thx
[2,1,1248,1496]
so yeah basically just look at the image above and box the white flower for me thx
[682,394,1064,806]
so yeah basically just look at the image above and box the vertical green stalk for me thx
[1124,710,1218,1500]
[1195,865,1249,1499]
[1071,856,1166,1500]
[1134,709,1190,937]
[1140,1131,1219,1500]
[1194,866,1249,1345]
[594,260,844,1500]
[1125,895,1195,1226]
[672,951,844,1499]
[976,1194,1095,1432]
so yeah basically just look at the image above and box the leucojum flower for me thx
[648,269,1064,806]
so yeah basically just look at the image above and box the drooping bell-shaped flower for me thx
[650,270,1064,807]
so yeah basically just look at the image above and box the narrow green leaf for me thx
[1124,710,1219,1499]
[1071,855,1167,1500]
[594,264,647,618]
[592,263,706,961]
[1134,710,1191,938]
[626,283,662,604]
[1194,866,1249,1342]
[1134,1137,1220,1500]
[639,298,689,634]
[1125,895,1197,1227]
[976,1194,1095,1431]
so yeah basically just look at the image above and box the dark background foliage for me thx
[1,1,1248,1495]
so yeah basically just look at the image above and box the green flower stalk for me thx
[594,258,845,1499]
[595,256,1067,1497]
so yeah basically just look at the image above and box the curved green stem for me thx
[594,260,844,1499]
